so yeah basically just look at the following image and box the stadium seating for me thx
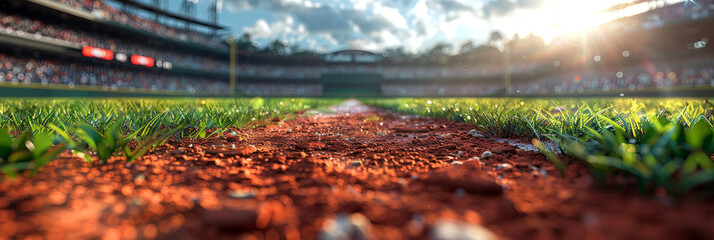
[235,63,504,80]
[46,0,224,48]
[239,83,322,96]
[0,52,228,93]
[0,10,229,72]
[381,83,502,97]
[511,57,714,95]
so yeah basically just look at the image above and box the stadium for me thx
[1,0,712,98]
[1,0,714,239]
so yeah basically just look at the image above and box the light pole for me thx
[503,50,511,97]
[228,35,236,97]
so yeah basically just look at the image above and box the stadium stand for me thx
[0,52,228,93]
[0,0,712,97]
[506,0,714,97]
[0,0,229,96]
[511,57,714,95]
[45,0,224,48]
[239,83,323,97]
[381,83,502,97]
[235,63,503,80]
[0,9,229,72]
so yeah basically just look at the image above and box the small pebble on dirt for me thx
[528,166,547,177]
[168,149,184,156]
[582,212,598,227]
[481,151,492,159]
[318,213,373,240]
[497,163,513,171]
[228,190,256,199]
[134,174,146,185]
[468,129,485,138]
[350,160,363,167]
[429,219,497,240]
[398,178,408,186]
[454,188,466,198]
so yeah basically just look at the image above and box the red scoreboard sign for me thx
[130,55,155,67]
[81,46,113,60]
[81,46,168,70]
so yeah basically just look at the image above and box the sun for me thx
[532,1,620,43]
[528,0,685,43]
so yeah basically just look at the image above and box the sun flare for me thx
[530,0,686,43]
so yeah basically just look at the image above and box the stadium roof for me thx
[599,0,660,13]
[325,50,383,63]
[112,0,227,30]
[329,50,381,56]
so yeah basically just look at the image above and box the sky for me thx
[148,0,687,53]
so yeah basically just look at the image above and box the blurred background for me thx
[0,0,712,98]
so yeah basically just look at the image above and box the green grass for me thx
[367,98,714,198]
[0,98,340,176]
[4,97,714,198]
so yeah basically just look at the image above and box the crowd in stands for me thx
[240,82,501,97]
[381,83,502,97]
[636,0,714,30]
[239,83,323,96]
[0,52,228,93]
[0,10,229,72]
[48,0,225,48]
[238,64,322,79]
[237,63,505,80]
[511,58,714,95]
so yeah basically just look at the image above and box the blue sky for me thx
[133,0,686,53]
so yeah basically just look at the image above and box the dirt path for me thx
[1,99,713,240]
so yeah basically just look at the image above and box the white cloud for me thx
[243,19,272,38]
[226,0,548,53]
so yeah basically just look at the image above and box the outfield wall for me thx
[4,82,714,98]
[0,83,234,97]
